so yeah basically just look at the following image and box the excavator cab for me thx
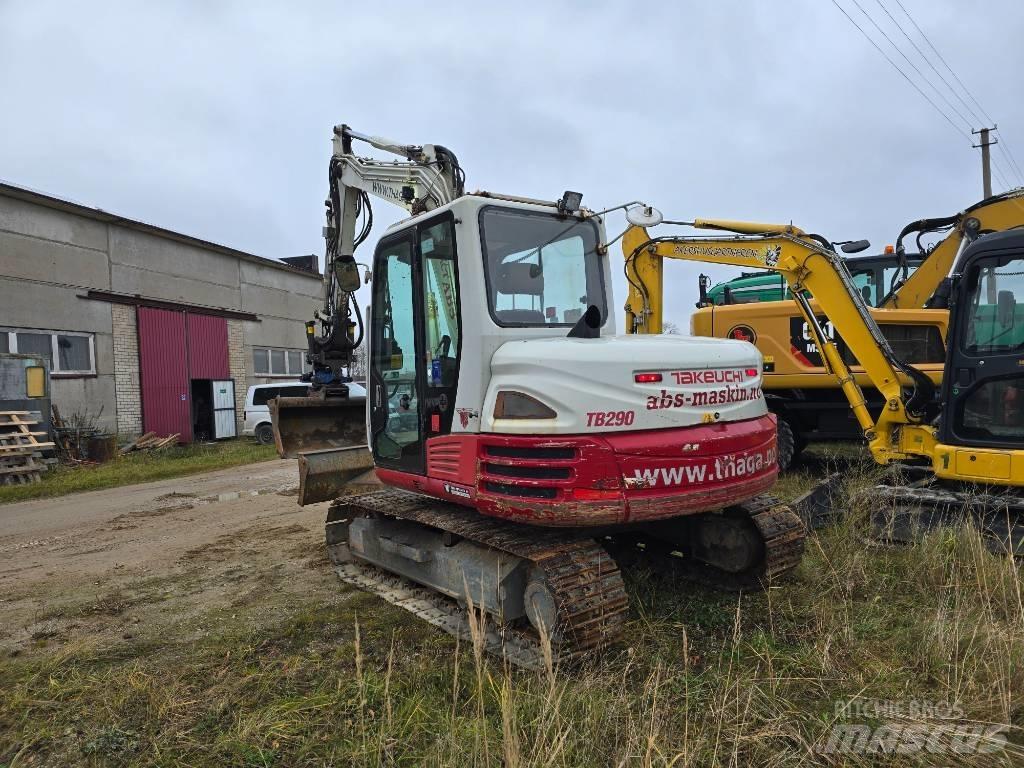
[940,230,1024,457]
[273,192,617,504]
[278,189,786,525]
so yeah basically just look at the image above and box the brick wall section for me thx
[227,319,246,432]
[111,303,142,436]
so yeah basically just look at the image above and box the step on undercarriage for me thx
[326,488,806,669]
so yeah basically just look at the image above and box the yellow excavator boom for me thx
[623,222,938,467]
[882,189,1024,308]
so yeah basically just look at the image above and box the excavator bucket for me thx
[270,396,375,505]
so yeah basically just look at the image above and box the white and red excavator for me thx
[271,124,805,666]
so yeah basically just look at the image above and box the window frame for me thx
[419,214,462,391]
[252,346,309,378]
[478,205,607,328]
[1,327,96,377]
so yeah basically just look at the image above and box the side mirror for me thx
[333,255,362,293]
[567,305,602,339]
[841,239,871,254]
[697,273,711,308]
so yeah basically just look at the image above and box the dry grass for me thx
[2,453,1024,766]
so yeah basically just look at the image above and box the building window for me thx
[270,349,286,375]
[1,328,96,376]
[16,332,52,358]
[4,328,96,375]
[58,335,92,371]
[253,348,269,375]
[253,347,307,378]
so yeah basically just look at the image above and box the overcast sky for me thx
[2,1,1022,330]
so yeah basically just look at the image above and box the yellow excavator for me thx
[683,190,1024,468]
[623,207,1024,551]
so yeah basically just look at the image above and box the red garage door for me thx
[138,309,232,442]
[138,307,191,440]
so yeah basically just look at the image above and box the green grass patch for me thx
[0,439,278,504]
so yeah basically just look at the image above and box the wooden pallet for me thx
[0,411,55,485]
[120,431,180,453]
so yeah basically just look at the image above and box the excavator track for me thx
[324,491,804,668]
[326,489,629,669]
[860,478,1024,556]
[742,496,808,581]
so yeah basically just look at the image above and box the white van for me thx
[243,382,368,444]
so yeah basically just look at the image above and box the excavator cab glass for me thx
[480,207,605,327]
[942,231,1024,448]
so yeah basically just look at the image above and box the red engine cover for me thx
[375,414,779,528]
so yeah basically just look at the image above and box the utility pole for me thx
[972,125,998,198]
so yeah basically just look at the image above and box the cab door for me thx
[417,215,462,438]
[940,235,1024,449]
[369,233,424,473]
[368,214,462,474]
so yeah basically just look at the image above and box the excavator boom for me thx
[685,193,1024,468]
[622,217,935,466]
[272,125,465,468]
[623,211,1024,492]
[882,188,1024,308]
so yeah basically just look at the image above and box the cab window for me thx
[480,206,605,327]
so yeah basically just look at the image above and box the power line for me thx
[992,149,1020,191]
[873,0,981,128]
[996,130,1024,185]
[891,0,1024,186]
[863,0,1024,188]
[890,0,994,125]
[852,0,974,132]
[991,159,1013,194]
[831,0,971,141]
[888,0,1024,185]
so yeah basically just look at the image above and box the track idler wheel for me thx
[690,512,766,574]
[523,567,560,640]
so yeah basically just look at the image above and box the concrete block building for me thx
[0,181,323,441]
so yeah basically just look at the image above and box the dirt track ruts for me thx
[0,459,364,653]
